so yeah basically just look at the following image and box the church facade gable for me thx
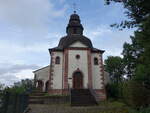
[69,41,88,48]
[68,49,88,88]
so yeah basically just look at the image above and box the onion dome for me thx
[66,13,84,35]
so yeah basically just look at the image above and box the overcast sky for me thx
[0,0,134,86]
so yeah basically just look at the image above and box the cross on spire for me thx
[73,3,77,14]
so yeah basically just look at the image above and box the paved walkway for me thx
[26,104,128,113]
[27,104,105,113]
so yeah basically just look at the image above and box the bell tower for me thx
[66,12,84,35]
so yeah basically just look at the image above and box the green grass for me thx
[99,100,126,107]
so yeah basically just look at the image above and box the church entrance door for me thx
[73,71,83,89]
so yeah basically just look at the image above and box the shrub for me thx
[106,83,123,100]
[128,107,150,113]
[122,80,150,108]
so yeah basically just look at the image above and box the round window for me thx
[76,54,80,59]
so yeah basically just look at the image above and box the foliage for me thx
[133,17,150,89]
[8,79,34,94]
[128,107,150,113]
[105,0,150,108]
[106,83,122,99]
[105,0,150,29]
[105,56,125,83]
[122,16,150,87]
[122,80,150,108]
[0,79,33,113]
[122,36,143,79]
[0,79,34,95]
[0,83,4,91]
[0,83,4,105]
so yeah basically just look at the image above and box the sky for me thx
[0,0,134,86]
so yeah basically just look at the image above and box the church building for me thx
[34,12,108,101]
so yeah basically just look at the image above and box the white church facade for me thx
[34,12,108,101]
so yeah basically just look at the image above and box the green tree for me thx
[105,0,150,86]
[105,0,150,107]
[5,79,34,94]
[122,36,143,79]
[133,18,150,88]
[105,0,150,29]
[105,56,125,84]
[0,83,4,91]
[0,82,4,100]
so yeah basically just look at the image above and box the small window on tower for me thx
[94,57,98,65]
[73,28,77,34]
[55,56,60,64]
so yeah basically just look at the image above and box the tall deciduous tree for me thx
[105,0,150,87]
[105,0,150,29]
[105,0,150,107]
[122,36,143,79]
[105,56,125,83]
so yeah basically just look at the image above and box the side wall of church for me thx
[51,52,63,89]
[34,66,50,91]
[68,50,89,88]
[91,53,104,89]
[91,53,106,100]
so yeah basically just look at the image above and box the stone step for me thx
[29,96,46,99]
[29,100,44,104]
[71,89,98,106]
[71,97,93,100]
[71,103,96,106]
[28,89,46,105]
[30,93,46,96]
[29,98,44,104]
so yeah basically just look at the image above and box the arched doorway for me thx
[37,80,43,91]
[73,71,83,89]
[45,81,49,92]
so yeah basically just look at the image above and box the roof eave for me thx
[49,48,64,54]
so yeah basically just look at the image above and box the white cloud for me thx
[0,0,67,29]
[0,63,40,85]
[85,25,112,41]
[15,69,34,80]
[85,25,134,58]
[0,31,61,62]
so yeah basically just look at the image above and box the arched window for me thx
[94,57,98,65]
[55,56,60,64]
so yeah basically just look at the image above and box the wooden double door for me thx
[73,72,83,89]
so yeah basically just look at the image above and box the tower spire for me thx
[73,3,77,14]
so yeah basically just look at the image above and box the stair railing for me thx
[88,84,99,104]
[68,84,72,105]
